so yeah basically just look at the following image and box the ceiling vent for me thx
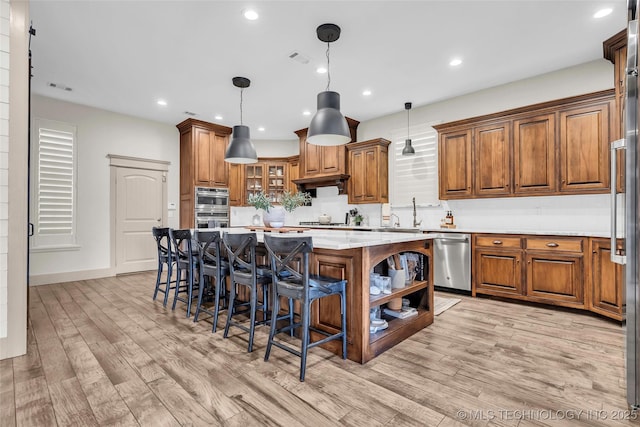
[288,51,310,64]
[183,111,197,116]
[48,82,72,92]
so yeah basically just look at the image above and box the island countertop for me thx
[215,227,433,250]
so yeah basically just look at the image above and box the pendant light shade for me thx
[225,125,257,164]
[402,102,415,156]
[224,77,258,164]
[307,91,350,146]
[307,23,350,146]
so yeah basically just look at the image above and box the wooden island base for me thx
[308,239,433,364]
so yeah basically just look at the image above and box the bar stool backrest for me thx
[194,230,223,268]
[152,227,172,262]
[222,232,258,276]
[263,235,313,291]
[169,228,196,263]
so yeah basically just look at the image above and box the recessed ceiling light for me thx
[316,66,327,74]
[258,127,265,132]
[303,110,311,116]
[449,58,463,67]
[214,115,223,120]
[594,8,612,18]
[243,9,259,20]
[157,99,167,106]
[362,89,372,96]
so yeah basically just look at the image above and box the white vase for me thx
[262,206,286,228]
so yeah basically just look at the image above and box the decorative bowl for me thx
[270,221,284,228]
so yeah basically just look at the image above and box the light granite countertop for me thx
[205,227,431,250]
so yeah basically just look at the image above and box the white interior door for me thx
[115,166,165,274]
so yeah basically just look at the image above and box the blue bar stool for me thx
[222,232,272,353]
[152,227,175,307]
[169,228,200,318]
[193,230,229,332]
[263,234,347,381]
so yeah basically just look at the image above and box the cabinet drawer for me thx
[525,237,584,253]
[475,235,522,249]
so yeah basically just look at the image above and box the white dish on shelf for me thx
[369,319,388,333]
[369,286,381,295]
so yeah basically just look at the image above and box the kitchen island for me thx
[222,228,434,363]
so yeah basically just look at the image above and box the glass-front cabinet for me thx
[245,164,264,203]
[244,160,288,205]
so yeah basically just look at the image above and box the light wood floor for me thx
[1,272,638,426]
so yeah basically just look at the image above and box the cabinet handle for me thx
[493,240,503,245]
[546,242,559,248]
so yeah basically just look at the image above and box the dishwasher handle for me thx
[435,236,469,243]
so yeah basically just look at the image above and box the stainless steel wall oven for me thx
[194,187,229,228]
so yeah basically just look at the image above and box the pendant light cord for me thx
[407,106,410,139]
[239,88,244,125]
[325,42,331,91]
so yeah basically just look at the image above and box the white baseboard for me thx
[29,267,116,286]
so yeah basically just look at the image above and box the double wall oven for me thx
[194,187,229,228]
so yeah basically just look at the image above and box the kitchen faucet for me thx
[389,213,400,227]
[412,197,422,228]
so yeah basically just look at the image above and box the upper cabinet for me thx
[604,29,627,193]
[295,118,360,178]
[434,90,614,200]
[177,119,232,227]
[346,138,390,204]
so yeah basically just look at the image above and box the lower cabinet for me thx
[473,234,620,319]
[590,238,624,320]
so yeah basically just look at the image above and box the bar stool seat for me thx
[152,227,176,307]
[263,234,347,382]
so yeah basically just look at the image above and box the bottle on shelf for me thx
[445,210,454,225]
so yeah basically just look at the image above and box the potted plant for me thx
[248,190,311,228]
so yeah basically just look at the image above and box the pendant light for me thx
[307,23,351,146]
[224,77,258,164]
[402,102,415,155]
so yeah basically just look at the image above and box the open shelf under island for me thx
[216,228,434,364]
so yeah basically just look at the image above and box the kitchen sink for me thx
[376,227,423,233]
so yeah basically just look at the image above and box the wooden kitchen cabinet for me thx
[474,121,511,196]
[346,138,390,204]
[177,118,232,227]
[590,238,624,321]
[524,237,585,308]
[438,129,472,199]
[228,164,244,206]
[435,90,614,200]
[243,159,289,205]
[513,113,556,194]
[559,102,611,193]
[287,156,300,194]
[295,118,359,179]
[473,235,523,297]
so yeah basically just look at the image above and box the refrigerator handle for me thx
[611,138,627,264]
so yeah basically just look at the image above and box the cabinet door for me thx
[301,134,321,176]
[320,145,344,174]
[194,128,212,185]
[210,133,229,187]
[474,122,511,196]
[559,103,610,192]
[525,252,584,306]
[439,129,472,199]
[474,249,523,296]
[288,159,299,194]
[590,238,623,320]
[513,113,556,194]
[245,163,264,204]
[266,162,286,204]
[349,149,366,202]
[228,164,244,206]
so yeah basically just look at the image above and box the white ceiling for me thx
[29,0,627,140]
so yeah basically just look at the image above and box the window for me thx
[390,123,439,207]
[31,118,78,249]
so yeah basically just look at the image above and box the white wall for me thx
[0,0,10,339]
[30,95,179,279]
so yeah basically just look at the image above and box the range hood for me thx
[292,174,350,195]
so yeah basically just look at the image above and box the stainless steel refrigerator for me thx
[612,0,640,410]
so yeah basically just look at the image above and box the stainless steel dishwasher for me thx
[431,233,471,292]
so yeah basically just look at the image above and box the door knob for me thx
[157,218,161,222]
